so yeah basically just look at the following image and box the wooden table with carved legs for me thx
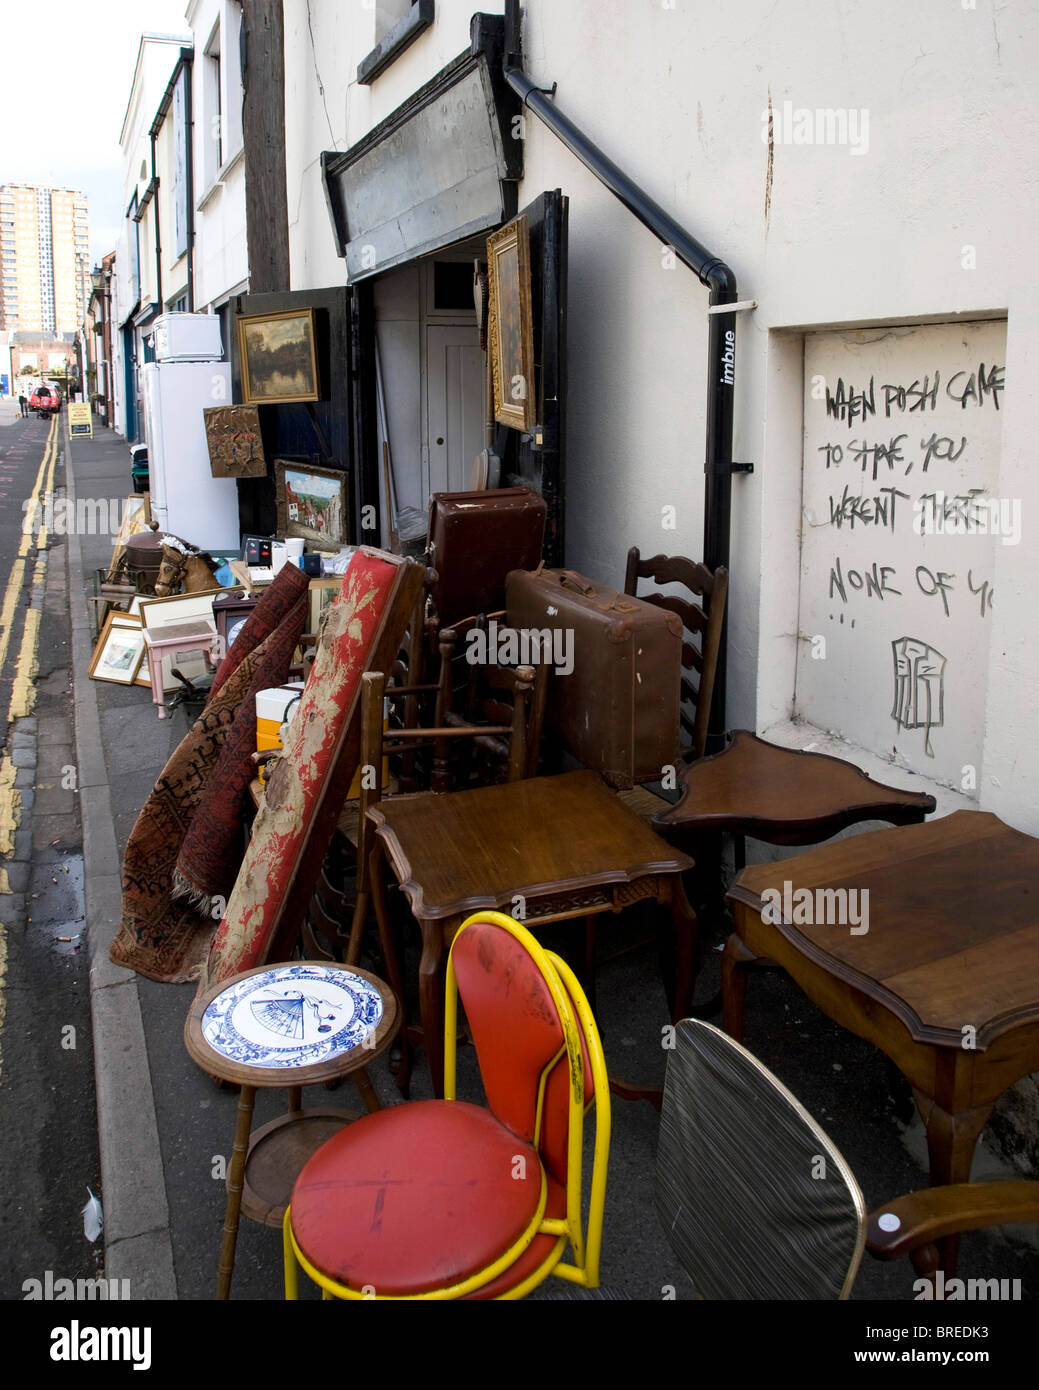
[723,811,1039,1266]
[366,770,696,1098]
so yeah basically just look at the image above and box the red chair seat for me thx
[464,1173,567,1299]
[291,1100,545,1296]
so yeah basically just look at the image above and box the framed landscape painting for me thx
[237,308,320,405]
[486,215,535,432]
[275,460,348,553]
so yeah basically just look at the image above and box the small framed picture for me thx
[203,404,267,478]
[237,308,320,405]
[486,215,535,432]
[139,586,242,631]
[275,459,349,553]
[89,612,146,685]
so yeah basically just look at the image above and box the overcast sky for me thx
[3,0,191,266]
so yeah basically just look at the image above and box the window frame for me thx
[357,0,434,85]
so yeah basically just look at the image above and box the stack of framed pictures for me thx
[88,610,148,686]
[87,587,246,692]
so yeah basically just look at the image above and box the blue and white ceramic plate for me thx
[201,964,384,1069]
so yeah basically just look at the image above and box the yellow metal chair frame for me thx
[283,910,612,1299]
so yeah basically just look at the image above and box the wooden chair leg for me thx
[345,889,369,967]
[369,843,412,1097]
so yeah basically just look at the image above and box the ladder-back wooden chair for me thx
[624,547,728,764]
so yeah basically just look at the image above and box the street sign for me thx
[68,403,93,438]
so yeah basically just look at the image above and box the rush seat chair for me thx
[282,910,611,1299]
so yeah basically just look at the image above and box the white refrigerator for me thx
[141,359,240,551]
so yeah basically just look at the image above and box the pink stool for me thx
[142,619,220,718]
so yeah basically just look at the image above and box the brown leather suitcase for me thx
[428,487,547,627]
[506,567,682,788]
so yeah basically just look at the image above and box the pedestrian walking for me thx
[18,393,28,417]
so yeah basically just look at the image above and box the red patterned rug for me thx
[109,566,308,983]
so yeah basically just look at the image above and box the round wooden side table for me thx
[184,960,399,1299]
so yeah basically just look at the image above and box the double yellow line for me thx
[0,412,59,1078]
[0,412,58,712]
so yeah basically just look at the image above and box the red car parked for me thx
[29,384,60,417]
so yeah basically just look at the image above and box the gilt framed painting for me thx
[237,308,320,405]
[486,215,535,432]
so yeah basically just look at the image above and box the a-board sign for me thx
[796,319,1006,787]
[68,403,93,437]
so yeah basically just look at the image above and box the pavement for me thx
[56,413,1039,1302]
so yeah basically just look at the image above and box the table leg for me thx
[217,1083,255,1300]
[667,879,698,1023]
[917,1093,994,1188]
[353,1068,382,1114]
[914,1088,994,1275]
[420,919,447,1099]
[149,651,165,718]
[721,933,757,1041]
[582,916,599,1020]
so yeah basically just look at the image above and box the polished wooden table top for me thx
[728,810,1039,1050]
[368,769,694,920]
[654,730,936,842]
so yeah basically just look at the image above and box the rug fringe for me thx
[171,868,221,917]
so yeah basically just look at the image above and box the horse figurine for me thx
[154,536,221,597]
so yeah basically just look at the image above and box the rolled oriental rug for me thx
[109,566,309,983]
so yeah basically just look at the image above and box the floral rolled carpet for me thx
[109,566,309,983]
[199,550,401,990]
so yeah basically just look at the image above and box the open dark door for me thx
[231,286,355,540]
[495,189,568,565]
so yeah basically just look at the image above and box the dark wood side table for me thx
[723,811,1039,1204]
[184,961,399,1299]
[366,769,696,1098]
[651,729,937,871]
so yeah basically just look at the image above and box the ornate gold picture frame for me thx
[486,215,535,432]
[237,308,320,405]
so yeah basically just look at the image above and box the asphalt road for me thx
[0,400,100,1302]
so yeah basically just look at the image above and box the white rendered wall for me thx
[281,0,1039,833]
[189,0,248,314]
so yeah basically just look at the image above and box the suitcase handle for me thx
[558,569,638,612]
[558,570,596,596]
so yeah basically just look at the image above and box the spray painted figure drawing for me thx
[892,637,947,758]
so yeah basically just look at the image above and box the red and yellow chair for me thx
[282,910,611,1299]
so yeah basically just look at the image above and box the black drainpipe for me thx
[150,130,163,313]
[185,57,195,311]
[503,1,746,748]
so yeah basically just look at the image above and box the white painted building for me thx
[281,1,1038,836]
[186,0,248,343]
[115,31,194,441]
